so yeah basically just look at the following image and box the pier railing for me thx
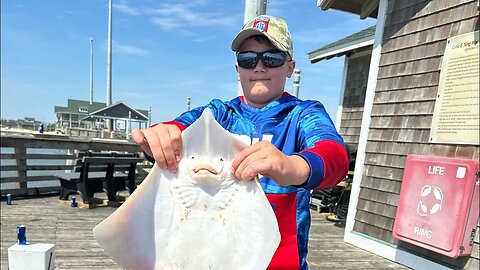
[0,132,152,197]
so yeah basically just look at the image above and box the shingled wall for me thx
[339,52,371,151]
[352,0,479,268]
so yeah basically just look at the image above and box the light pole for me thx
[293,69,301,97]
[106,0,113,131]
[237,0,267,96]
[90,37,94,105]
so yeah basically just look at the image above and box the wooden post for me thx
[14,145,28,191]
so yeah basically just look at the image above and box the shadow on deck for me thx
[0,195,409,269]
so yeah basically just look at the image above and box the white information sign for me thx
[430,31,479,145]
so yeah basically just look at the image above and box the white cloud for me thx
[191,35,218,42]
[267,0,298,16]
[118,90,148,99]
[152,18,177,31]
[113,0,140,16]
[294,28,332,45]
[109,1,240,38]
[113,41,150,55]
[145,3,238,31]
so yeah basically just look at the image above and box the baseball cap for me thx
[231,15,293,58]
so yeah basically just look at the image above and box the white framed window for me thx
[79,107,88,113]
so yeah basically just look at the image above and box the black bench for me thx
[56,151,144,204]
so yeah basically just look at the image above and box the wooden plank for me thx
[382,16,478,53]
[368,128,431,143]
[369,115,433,129]
[371,101,436,116]
[0,153,76,160]
[363,164,405,181]
[57,196,125,209]
[0,134,141,153]
[353,221,399,245]
[0,195,411,270]
[0,165,74,171]
[379,40,446,66]
[14,144,27,190]
[377,57,442,79]
[374,86,438,101]
[365,141,420,155]
[357,198,398,219]
[340,119,363,127]
[82,157,143,165]
[341,136,360,146]
[355,209,395,231]
[0,186,60,196]
[358,186,401,207]
[1,175,61,183]
[360,176,403,194]
[0,135,152,197]
[364,141,479,160]
[364,153,407,168]
[376,71,440,91]
[385,0,475,36]
[339,127,361,134]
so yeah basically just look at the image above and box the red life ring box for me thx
[392,155,479,258]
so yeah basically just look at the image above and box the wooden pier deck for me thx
[0,194,410,269]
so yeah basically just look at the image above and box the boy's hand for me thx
[131,124,182,173]
[231,141,310,186]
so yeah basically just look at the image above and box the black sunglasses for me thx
[236,50,287,69]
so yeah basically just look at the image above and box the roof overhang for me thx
[82,115,148,122]
[89,102,148,121]
[309,36,374,63]
[317,0,379,19]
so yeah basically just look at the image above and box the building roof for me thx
[85,102,148,122]
[55,99,149,121]
[54,99,107,115]
[317,0,378,19]
[308,26,375,63]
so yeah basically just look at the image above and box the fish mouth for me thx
[193,164,218,175]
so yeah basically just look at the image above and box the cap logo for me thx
[253,19,269,32]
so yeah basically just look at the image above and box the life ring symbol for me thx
[417,185,443,217]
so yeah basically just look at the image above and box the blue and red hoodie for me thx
[149,93,348,269]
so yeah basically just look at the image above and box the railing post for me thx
[14,145,28,191]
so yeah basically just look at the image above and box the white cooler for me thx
[8,243,55,270]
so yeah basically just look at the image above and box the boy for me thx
[132,15,348,270]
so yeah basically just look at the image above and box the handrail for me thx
[0,132,152,197]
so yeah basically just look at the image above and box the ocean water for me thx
[1,147,68,190]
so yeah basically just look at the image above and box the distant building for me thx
[54,99,106,130]
[54,99,149,131]
[0,117,51,131]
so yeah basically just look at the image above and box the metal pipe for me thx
[148,107,152,127]
[237,0,267,96]
[90,37,94,105]
[293,69,301,97]
[244,0,267,22]
[106,0,113,131]
[127,111,132,140]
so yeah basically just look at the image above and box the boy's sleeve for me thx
[293,102,349,190]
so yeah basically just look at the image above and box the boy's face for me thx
[235,37,295,108]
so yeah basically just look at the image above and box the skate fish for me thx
[93,108,280,270]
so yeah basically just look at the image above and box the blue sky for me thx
[1,0,375,124]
